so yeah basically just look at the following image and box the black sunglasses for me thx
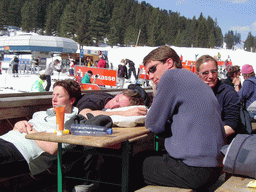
[147,63,160,75]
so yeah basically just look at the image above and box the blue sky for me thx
[138,0,256,41]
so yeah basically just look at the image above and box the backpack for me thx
[118,65,125,77]
[223,134,256,179]
[239,105,253,134]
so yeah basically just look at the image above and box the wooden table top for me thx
[215,176,256,192]
[25,126,150,148]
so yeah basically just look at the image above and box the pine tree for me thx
[174,29,183,47]
[208,29,216,48]
[134,2,146,45]
[33,0,51,31]
[8,0,24,27]
[45,3,54,35]
[160,9,171,45]
[185,16,198,47]
[107,0,132,46]
[124,26,138,46]
[21,1,37,32]
[212,18,223,47]
[0,1,8,30]
[169,11,180,43]
[215,25,223,47]
[152,9,169,46]
[206,16,215,33]
[107,6,122,46]
[234,31,241,44]
[244,32,255,52]
[224,30,235,49]
[89,0,108,46]
[123,1,138,46]
[45,0,65,36]
[197,13,209,48]
[75,0,92,46]
[135,1,152,46]
[59,2,77,38]
[147,6,159,46]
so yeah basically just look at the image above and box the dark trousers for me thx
[45,75,51,91]
[131,150,222,191]
[128,67,136,79]
[0,139,29,178]
[12,64,18,74]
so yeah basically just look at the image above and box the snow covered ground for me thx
[1,45,256,93]
[0,70,73,93]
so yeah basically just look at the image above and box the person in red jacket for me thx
[97,55,106,68]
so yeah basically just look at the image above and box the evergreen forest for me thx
[0,0,253,50]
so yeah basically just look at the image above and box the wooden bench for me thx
[135,185,194,192]
[215,176,256,191]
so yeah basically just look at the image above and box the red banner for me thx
[75,66,117,86]
[81,84,100,90]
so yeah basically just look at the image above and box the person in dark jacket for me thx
[234,64,256,119]
[76,89,147,116]
[117,59,128,88]
[11,56,19,77]
[125,59,136,81]
[196,55,241,143]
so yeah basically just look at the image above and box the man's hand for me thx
[233,77,241,92]
[79,106,148,117]
[13,120,34,134]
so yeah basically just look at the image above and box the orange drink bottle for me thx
[55,105,65,136]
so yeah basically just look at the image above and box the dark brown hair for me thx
[227,65,240,78]
[143,45,182,68]
[122,89,145,106]
[53,79,81,102]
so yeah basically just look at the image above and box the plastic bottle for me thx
[70,124,112,136]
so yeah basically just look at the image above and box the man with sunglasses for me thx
[132,46,225,191]
[195,55,241,143]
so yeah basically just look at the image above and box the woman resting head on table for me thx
[0,79,81,176]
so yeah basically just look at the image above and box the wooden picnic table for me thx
[26,126,150,192]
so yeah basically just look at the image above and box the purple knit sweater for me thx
[146,69,225,167]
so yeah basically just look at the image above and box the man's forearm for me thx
[79,108,127,117]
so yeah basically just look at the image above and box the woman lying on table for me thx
[0,79,81,176]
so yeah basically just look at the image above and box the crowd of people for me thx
[2,45,256,191]
[8,56,42,76]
